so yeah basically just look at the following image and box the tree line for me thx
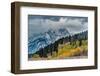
[29,31,88,58]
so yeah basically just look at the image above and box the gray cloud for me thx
[28,15,88,37]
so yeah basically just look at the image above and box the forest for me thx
[28,31,88,60]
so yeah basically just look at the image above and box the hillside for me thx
[28,31,88,60]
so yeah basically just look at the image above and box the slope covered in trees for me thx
[28,31,88,60]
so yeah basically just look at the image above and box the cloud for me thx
[28,15,88,37]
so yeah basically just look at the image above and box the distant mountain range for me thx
[28,28,88,55]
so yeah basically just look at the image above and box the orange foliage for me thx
[58,47,84,59]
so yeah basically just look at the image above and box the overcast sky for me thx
[28,15,88,38]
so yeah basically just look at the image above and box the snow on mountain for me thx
[28,28,70,54]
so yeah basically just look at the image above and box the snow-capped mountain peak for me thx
[28,28,70,54]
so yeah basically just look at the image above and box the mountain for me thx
[28,28,70,54]
[29,30,88,58]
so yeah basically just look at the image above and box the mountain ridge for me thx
[28,30,88,58]
[28,28,70,54]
